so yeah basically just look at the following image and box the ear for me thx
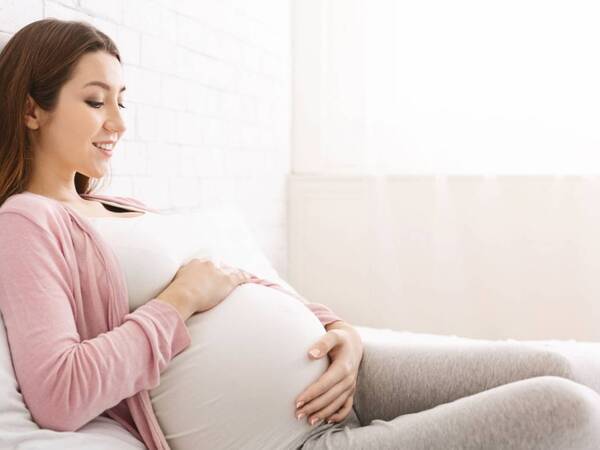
[23,94,42,130]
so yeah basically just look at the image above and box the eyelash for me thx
[86,101,126,109]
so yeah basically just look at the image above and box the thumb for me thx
[308,331,336,359]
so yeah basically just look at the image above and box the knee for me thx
[524,376,600,433]
[534,350,576,381]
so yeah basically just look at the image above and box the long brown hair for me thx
[0,18,121,206]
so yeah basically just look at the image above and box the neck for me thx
[24,184,89,207]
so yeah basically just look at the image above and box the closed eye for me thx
[86,101,126,109]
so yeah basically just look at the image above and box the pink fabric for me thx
[0,191,344,450]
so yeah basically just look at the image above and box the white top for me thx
[88,211,331,449]
[88,211,210,310]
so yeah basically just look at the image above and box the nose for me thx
[104,108,127,136]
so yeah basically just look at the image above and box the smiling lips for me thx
[93,142,114,157]
[93,141,115,150]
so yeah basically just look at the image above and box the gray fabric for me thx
[299,336,600,449]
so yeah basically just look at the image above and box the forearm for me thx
[155,287,195,322]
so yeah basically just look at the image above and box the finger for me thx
[219,261,235,270]
[296,373,354,418]
[219,264,251,284]
[240,269,252,281]
[307,385,354,426]
[327,392,355,424]
[237,267,253,278]
[295,354,349,407]
[236,269,251,284]
[236,268,259,283]
[221,265,242,281]
[219,262,243,273]
[243,270,258,281]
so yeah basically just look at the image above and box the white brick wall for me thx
[0,0,291,276]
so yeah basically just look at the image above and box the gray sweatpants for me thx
[299,334,600,450]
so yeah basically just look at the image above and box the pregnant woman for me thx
[1,18,600,450]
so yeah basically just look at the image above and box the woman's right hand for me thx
[159,258,252,314]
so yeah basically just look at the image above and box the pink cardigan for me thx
[0,191,344,450]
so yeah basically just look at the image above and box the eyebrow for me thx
[83,81,126,93]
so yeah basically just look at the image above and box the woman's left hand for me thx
[295,321,364,426]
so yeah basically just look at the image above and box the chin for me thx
[80,167,106,179]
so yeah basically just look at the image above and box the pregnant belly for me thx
[149,283,330,450]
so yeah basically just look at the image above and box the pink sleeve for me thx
[237,268,345,327]
[0,212,191,432]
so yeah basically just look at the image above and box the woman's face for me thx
[25,50,127,181]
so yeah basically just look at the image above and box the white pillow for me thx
[0,309,40,433]
[182,206,299,295]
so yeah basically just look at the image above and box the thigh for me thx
[301,376,600,450]
[352,337,577,425]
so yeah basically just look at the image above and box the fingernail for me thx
[296,401,304,409]
[296,412,305,421]
[310,417,323,426]
[309,349,320,357]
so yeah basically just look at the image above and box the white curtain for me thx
[304,0,600,175]
[291,0,600,338]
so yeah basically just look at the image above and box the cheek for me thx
[49,104,103,157]
[70,104,101,136]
